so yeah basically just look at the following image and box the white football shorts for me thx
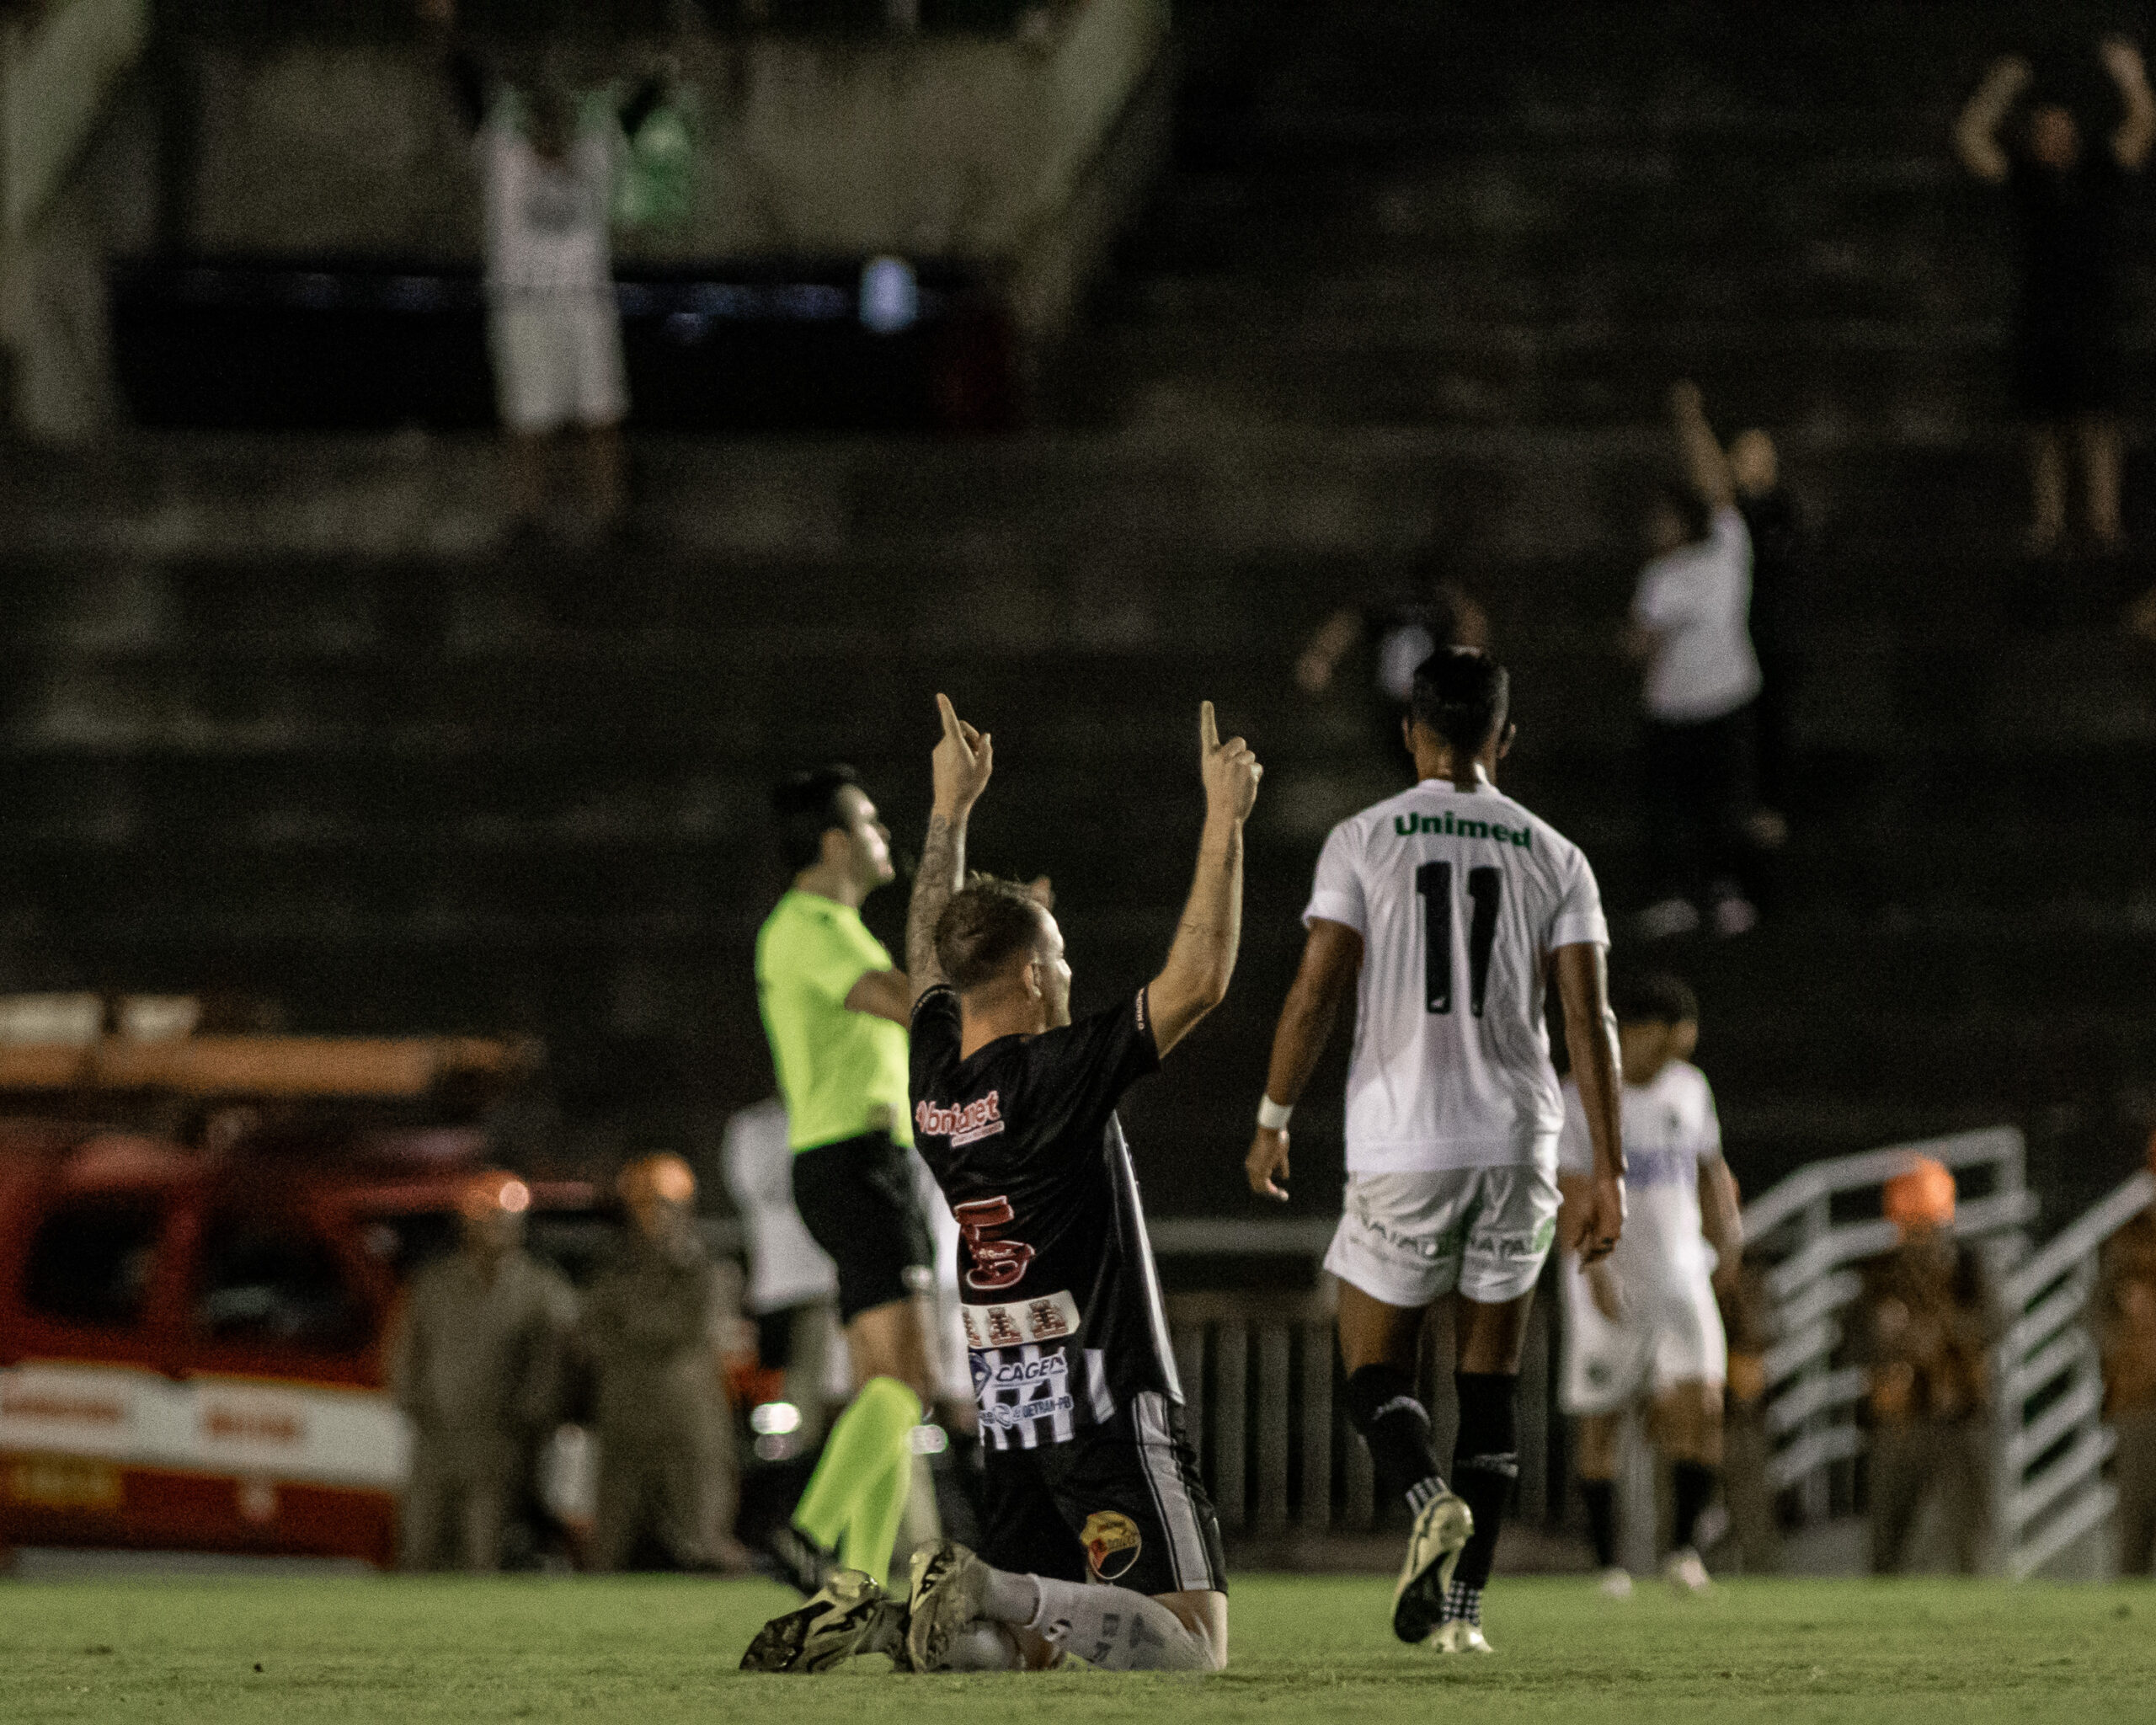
[488,289,629,433]
[1558,1260,1727,1417]
[1324,1163,1561,1308]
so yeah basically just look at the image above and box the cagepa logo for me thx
[985,1355,1067,1390]
[915,1090,1006,1148]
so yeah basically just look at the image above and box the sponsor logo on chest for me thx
[915,1090,1006,1147]
[960,1288,1082,1350]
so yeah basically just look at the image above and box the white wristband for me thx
[1257,1097,1294,1132]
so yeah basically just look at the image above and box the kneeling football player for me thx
[744,693,1260,1674]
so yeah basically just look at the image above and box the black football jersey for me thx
[909,985,1181,1450]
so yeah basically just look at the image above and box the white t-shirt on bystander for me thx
[480,123,616,299]
[1632,505,1762,724]
[719,1097,839,1316]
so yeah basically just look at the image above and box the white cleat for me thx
[1390,1491,1475,1644]
[1663,1546,1711,1594]
[1426,1619,1495,1655]
[1596,1566,1634,1599]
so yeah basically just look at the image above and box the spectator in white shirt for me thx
[1625,382,1766,941]
[721,1096,843,1443]
[426,0,665,537]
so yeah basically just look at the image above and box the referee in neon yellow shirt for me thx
[756,764,935,1594]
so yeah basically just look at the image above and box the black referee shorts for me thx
[790,1130,935,1325]
[982,1391,1227,1598]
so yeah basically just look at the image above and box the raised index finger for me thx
[937,692,962,743]
[1199,700,1219,754]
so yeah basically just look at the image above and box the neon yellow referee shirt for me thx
[755,889,914,1153]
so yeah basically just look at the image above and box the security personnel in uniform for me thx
[391,1169,576,1572]
[581,1153,753,1572]
[1856,1158,1998,1574]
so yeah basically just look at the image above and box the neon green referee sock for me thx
[791,1375,922,1588]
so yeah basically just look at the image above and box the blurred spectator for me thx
[1728,428,1805,830]
[1716,1249,1784,1573]
[1955,41,2156,554]
[1625,382,1765,941]
[1854,1159,1998,1575]
[721,1095,842,1445]
[390,1170,576,1573]
[2095,1133,2156,1575]
[1298,575,1489,777]
[424,0,670,538]
[579,1153,755,1572]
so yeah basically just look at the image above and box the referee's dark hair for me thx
[936,874,1048,993]
[1409,646,1510,761]
[1611,971,1700,1028]
[772,765,864,872]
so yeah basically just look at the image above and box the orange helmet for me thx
[1883,1157,1956,1235]
[617,1152,696,1209]
[457,1168,531,1221]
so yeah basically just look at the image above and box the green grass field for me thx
[3,1573,2153,1723]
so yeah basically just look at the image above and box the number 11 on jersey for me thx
[1415,862,1502,1017]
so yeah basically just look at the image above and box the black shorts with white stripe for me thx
[979,1390,1227,1599]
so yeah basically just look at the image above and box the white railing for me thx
[1993,1168,2156,1579]
[1740,1129,2034,1525]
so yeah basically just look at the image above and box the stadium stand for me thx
[0,0,2151,1239]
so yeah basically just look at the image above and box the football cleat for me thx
[1391,1491,1475,1644]
[1663,1546,1711,1594]
[739,1569,910,1673]
[1596,1566,1634,1599]
[905,1540,995,1673]
[1427,1619,1495,1655]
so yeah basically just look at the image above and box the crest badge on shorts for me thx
[1081,1510,1143,1581]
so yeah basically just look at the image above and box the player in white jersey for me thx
[1556,973,1742,1597]
[1246,648,1625,1653]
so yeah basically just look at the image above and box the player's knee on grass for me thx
[1029,1577,1225,1672]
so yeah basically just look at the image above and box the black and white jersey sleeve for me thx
[909,985,1181,1451]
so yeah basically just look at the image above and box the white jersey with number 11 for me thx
[1303,774,1608,1176]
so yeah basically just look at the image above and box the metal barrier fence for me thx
[1993,1168,2156,1578]
[1741,1127,2035,1530]
[1148,1218,1563,1541]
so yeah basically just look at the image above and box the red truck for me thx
[0,1032,592,1567]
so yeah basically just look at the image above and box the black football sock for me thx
[1672,1459,1718,1553]
[1581,1477,1618,1570]
[1343,1364,1446,1513]
[1450,1370,1520,1591]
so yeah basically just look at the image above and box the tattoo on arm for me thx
[906,813,965,1000]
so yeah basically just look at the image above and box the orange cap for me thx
[1883,1157,1956,1234]
[458,1168,531,1220]
[618,1152,696,1209]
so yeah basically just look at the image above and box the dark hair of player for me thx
[1650,474,1715,546]
[771,765,864,871]
[1408,646,1510,760]
[934,874,1047,993]
[1611,971,1700,1028]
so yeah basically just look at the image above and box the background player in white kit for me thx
[1557,973,1742,1597]
[1246,648,1626,1653]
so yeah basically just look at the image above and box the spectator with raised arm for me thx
[1625,382,1765,941]
[1956,40,2156,554]
[422,0,670,538]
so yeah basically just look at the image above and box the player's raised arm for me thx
[1148,702,1262,1058]
[1244,918,1363,1202]
[1554,941,1626,1263]
[905,693,993,1005]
